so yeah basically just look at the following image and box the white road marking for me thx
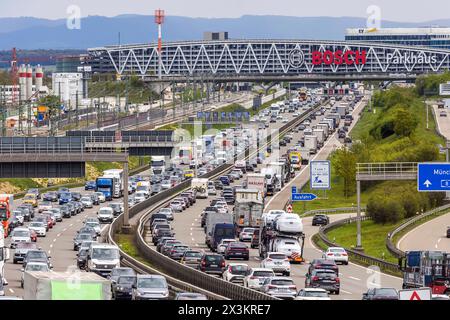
[341,290,353,295]
[191,238,195,242]
[69,224,73,227]
[438,238,442,243]
[190,233,193,236]
[63,228,67,232]
[50,244,53,248]
[9,288,14,293]
[191,223,195,226]
[435,244,438,249]
[53,239,56,242]
[48,250,51,254]
[349,276,361,281]
[57,233,61,237]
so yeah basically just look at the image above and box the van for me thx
[211,223,235,251]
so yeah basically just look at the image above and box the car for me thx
[28,222,46,237]
[174,293,208,300]
[27,188,41,200]
[261,276,297,299]
[22,250,52,269]
[112,275,137,300]
[161,240,182,256]
[12,210,25,226]
[161,180,172,190]
[94,192,106,203]
[251,229,260,249]
[295,288,331,300]
[169,200,184,212]
[59,192,72,205]
[60,205,71,218]
[239,228,256,242]
[157,208,174,221]
[76,248,89,270]
[20,262,50,288]
[98,207,114,223]
[17,205,34,221]
[261,252,291,276]
[73,233,94,251]
[77,226,98,240]
[71,192,82,201]
[180,250,204,268]
[198,253,226,276]
[108,202,124,216]
[168,244,190,261]
[273,214,303,234]
[10,228,32,248]
[224,242,249,260]
[90,193,100,205]
[43,191,58,202]
[156,237,176,253]
[440,111,447,117]
[84,220,102,236]
[312,214,330,226]
[217,239,237,255]
[85,180,97,190]
[305,269,340,294]
[108,267,136,286]
[49,208,63,222]
[432,294,450,300]
[151,184,162,195]
[134,191,147,203]
[338,131,346,139]
[207,185,217,196]
[23,193,38,208]
[308,259,339,275]
[222,263,249,284]
[244,268,275,290]
[218,176,230,186]
[447,226,450,238]
[362,288,398,300]
[344,137,352,144]
[132,275,169,300]
[323,247,349,265]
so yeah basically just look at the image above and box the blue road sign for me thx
[291,186,297,194]
[417,163,450,192]
[292,193,317,202]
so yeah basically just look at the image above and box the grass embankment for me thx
[116,233,156,268]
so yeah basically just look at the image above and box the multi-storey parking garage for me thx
[87,40,450,82]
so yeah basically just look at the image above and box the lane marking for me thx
[190,233,193,236]
[9,288,14,294]
[438,238,442,244]
[435,244,438,249]
[50,244,53,248]
[53,239,56,242]
[69,224,73,227]
[341,290,353,295]
[57,233,61,237]
[349,276,361,281]
[63,228,67,232]
[48,250,51,254]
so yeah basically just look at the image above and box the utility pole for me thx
[76,90,79,128]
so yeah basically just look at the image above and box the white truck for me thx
[86,244,121,277]
[0,227,9,286]
[23,271,112,300]
[150,156,166,175]
[312,129,325,147]
[246,174,267,198]
[233,193,264,234]
[136,181,151,197]
[304,135,318,154]
[103,169,124,198]
[261,167,277,196]
[315,123,329,138]
[337,103,348,119]
[268,162,285,192]
[191,178,209,199]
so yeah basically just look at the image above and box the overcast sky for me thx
[0,0,449,22]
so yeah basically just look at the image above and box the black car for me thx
[362,288,398,300]
[76,248,89,270]
[23,250,52,268]
[109,203,123,216]
[447,226,450,238]
[305,269,340,294]
[312,214,330,226]
[223,192,235,204]
[77,226,98,240]
[84,181,96,191]
[152,228,174,245]
[308,259,339,275]
[73,233,94,251]
[43,192,58,202]
[279,139,287,147]
[90,193,100,205]
[60,205,71,218]
[16,206,32,222]
[150,175,162,185]
[72,192,82,201]
[338,131,346,139]
[18,204,35,219]
[8,217,20,234]
[198,254,226,276]
[112,275,136,300]
[66,202,76,216]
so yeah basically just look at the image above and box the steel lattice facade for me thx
[87,40,450,80]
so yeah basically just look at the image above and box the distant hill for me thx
[0,14,449,50]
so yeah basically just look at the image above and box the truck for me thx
[103,169,124,198]
[304,135,318,154]
[0,195,13,237]
[268,162,285,192]
[337,103,348,119]
[191,178,209,199]
[23,271,112,300]
[321,118,335,132]
[233,192,264,234]
[261,167,277,196]
[95,177,116,201]
[315,123,329,138]
[234,160,247,173]
[246,174,267,198]
[150,156,166,175]
[313,129,325,147]
[0,227,10,286]
[328,113,341,126]
[136,181,151,197]
[289,151,302,170]
[399,251,450,295]
[86,243,121,277]
[205,212,234,249]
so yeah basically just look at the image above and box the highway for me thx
[146,94,403,300]
[397,102,450,253]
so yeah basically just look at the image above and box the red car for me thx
[30,229,37,242]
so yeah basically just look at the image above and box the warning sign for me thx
[286,204,293,213]
[398,288,432,300]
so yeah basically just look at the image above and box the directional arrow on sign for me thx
[292,193,318,202]
[424,180,432,188]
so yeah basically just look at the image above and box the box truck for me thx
[246,174,267,198]
[313,129,325,147]
[191,178,209,199]
[304,136,318,154]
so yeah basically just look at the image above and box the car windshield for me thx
[27,251,46,259]
[92,248,119,260]
[26,264,49,271]
[138,277,167,289]
[99,209,112,214]
[376,288,397,296]
[314,271,336,278]
[329,248,345,253]
[231,265,248,273]
[303,291,329,298]
[81,197,91,201]
[13,230,29,237]
[77,234,92,240]
[205,255,222,263]
[271,279,294,286]
[118,276,136,285]
[253,271,274,277]
[112,269,135,276]
[185,252,202,258]
[268,254,286,260]
[86,222,99,228]
[30,222,43,228]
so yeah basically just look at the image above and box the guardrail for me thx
[317,216,400,274]
[385,203,450,258]
[301,207,366,217]
[108,99,327,299]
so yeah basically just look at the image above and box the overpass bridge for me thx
[87,39,450,82]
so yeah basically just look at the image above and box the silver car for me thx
[132,275,169,300]
[80,196,93,208]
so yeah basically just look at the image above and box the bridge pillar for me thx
[122,161,132,234]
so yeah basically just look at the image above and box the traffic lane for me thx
[431,104,450,139]
[398,211,450,252]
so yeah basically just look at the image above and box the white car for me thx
[260,252,291,276]
[239,228,256,242]
[282,118,289,123]
[273,214,303,234]
[28,222,46,237]
[170,200,184,212]
[94,192,106,203]
[158,208,174,221]
[214,205,228,214]
[84,221,101,235]
[295,288,331,300]
[134,192,147,204]
[261,276,297,299]
[97,207,114,223]
[244,268,275,290]
[49,208,63,222]
[38,201,52,213]
[80,196,93,208]
[323,247,349,265]
[21,262,50,288]
[262,210,286,226]
[217,239,237,255]
[274,238,303,263]
[161,180,172,190]
[208,186,217,195]
[10,228,31,248]
[12,211,25,225]
[223,263,249,284]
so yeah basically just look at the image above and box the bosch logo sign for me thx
[312,50,367,66]
[289,49,305,68]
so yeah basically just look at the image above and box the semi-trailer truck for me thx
[150,156,166,175]
[103,169,124,198]
[95,177,115,201]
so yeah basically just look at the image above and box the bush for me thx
[367,194,404,224]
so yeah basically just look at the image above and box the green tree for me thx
[367,194,404,224]
[38,95,61,136]
[393,107,418,137]
[332,147,357,198]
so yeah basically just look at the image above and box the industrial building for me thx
[345,27,450,50]
[52,73,84,109]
